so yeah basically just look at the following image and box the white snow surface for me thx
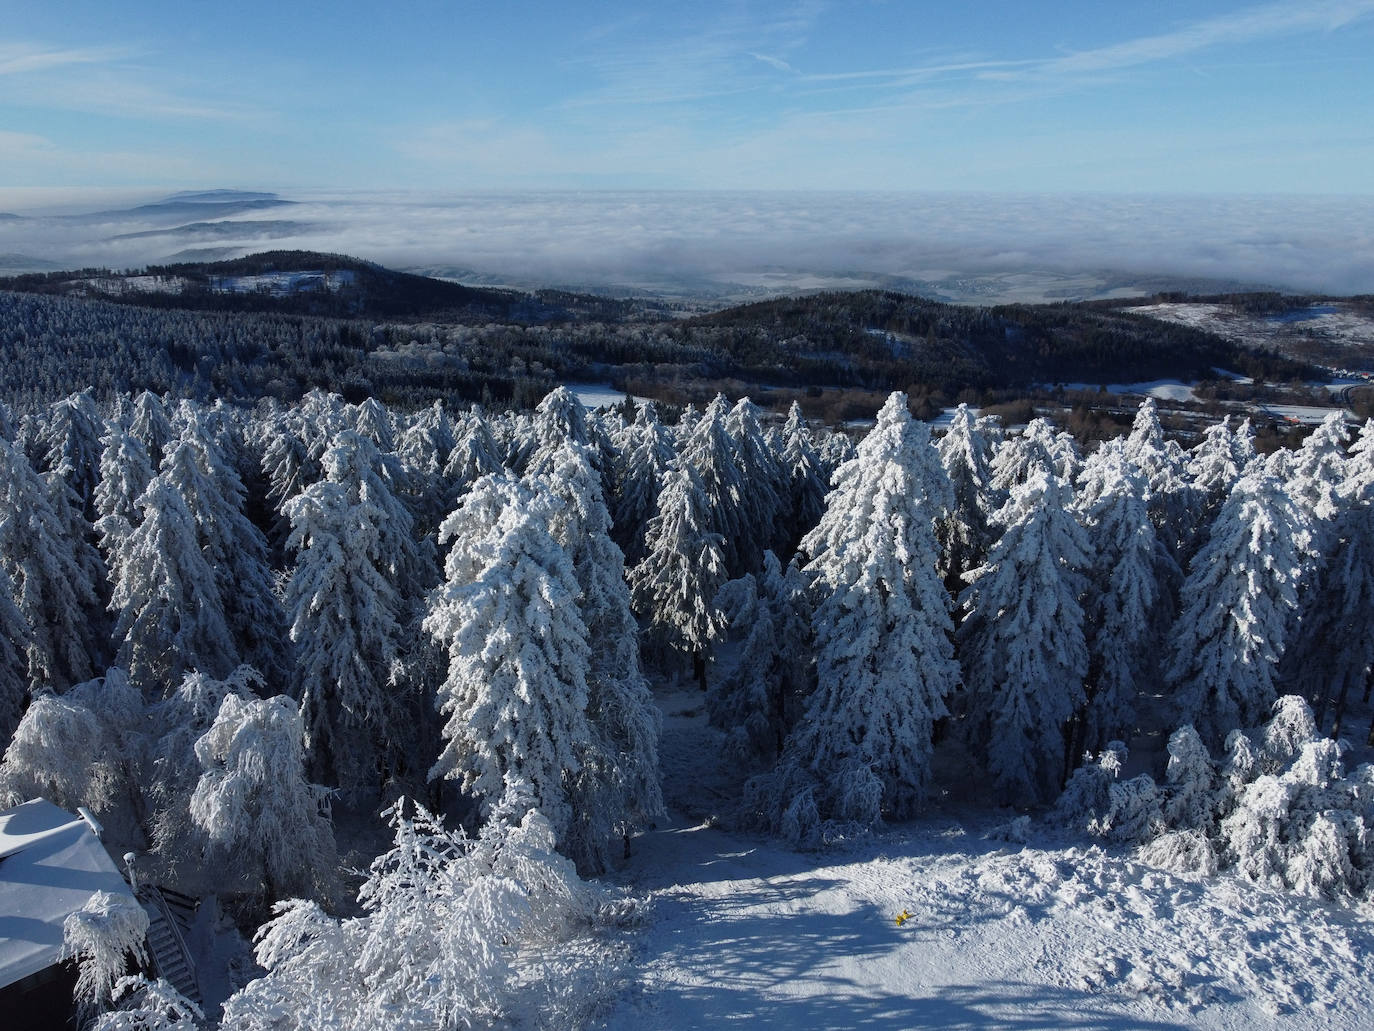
[1061,380,1200,402]
[596,688,1374,1030]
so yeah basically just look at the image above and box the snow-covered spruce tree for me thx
[37,389,106,518]
[160,417,283,682]
[629,464,728,690]
[778,401,828,554]
[678,394,750,576]
[989,417,1079,494]
[93,428,156,559]
[958,470,1091,804]
[129,390,175,469]
[397,400,458,535]
[530,443,664,872]
[0,436,104,690]
[709,551,811,763]
[220,789,605,1031]
[189,692,337,905]
[1073,441,1176,754]
[725,397,788,562]
[1166,469,1309,746]
[520,386,592,474]
[611,402,677,566]
[0,569,29,746]
[425,474,593,841]
[107,478,237,693]
[935,402,997,583]
[443,408,505,502]
[285,430,428,790]
[1122,398,1193,551]
[351,396,395,452]
[751,393,960,835]
[1343,418,1374,499]
[1186,417,1251,520]
[1280,478,1374,734]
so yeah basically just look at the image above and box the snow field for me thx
[602,814,1374,1030]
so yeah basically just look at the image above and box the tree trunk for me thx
[692,650,707,692]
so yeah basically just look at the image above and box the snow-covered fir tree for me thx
[93,428,156,559]
[935,402,996,582]
[1074,441,1176,754]
[708,551,811,763]
[129,390,174,469]
[0,437,104,690]
[958,470,1091,803]
[425,474,594,842]
[284,430,424,790]
[629,464,728,689]
[351,396,396,452]
[754,393,960,834]
[37,389,106,518]
[107,478,238,692]
[1281,473,1374,735]
[443,408,505,501]
[990,417,1078,494]
[530,443,664,871]
[678,394,749,576]
[1167,469,1310,745]
[725,397,787,562]
[160,416,283,681]
[778,401,828,554]
[611,402,677,566]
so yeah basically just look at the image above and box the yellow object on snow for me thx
[895,909,911,926]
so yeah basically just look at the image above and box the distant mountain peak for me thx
[161,189,282,205]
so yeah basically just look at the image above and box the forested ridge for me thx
[0,253,1315,419]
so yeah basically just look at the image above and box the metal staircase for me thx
[137,885,202,1007]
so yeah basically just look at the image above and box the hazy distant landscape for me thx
[3,188,1373,304]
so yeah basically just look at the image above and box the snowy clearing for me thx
[601,812,1374,1031]
[1060,380,1199,402]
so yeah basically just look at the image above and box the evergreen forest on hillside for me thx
[2,375,1374,1026]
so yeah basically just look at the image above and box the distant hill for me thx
[684,289,1315,393]
[108,220,310,242]
[0,250,660,324]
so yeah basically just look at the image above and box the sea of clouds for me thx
[1,190,1370,302]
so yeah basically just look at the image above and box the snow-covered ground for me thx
[209,270,356,295]
[565,382,654,410]
[596,686,1374,1030]
[1126,302,1374,371]
[1061,380,1200,402]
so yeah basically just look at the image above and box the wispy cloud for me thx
[750,52,797,74]
[0,41,131,76]
[0,35,264,122]
[1041,0,1374,76]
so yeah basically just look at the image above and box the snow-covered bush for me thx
[1057,696,1374,900]
[93,976,203,1031]
[62,889,150,1013]
[1053,743,1162,844]
[221,789,618,1030]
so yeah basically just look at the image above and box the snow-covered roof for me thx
[0,799,135,990]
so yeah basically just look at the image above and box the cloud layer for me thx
[1,190,1371,299]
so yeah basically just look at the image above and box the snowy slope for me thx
[597,690,1374,1030]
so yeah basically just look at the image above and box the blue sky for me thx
[1,0,1372,193]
